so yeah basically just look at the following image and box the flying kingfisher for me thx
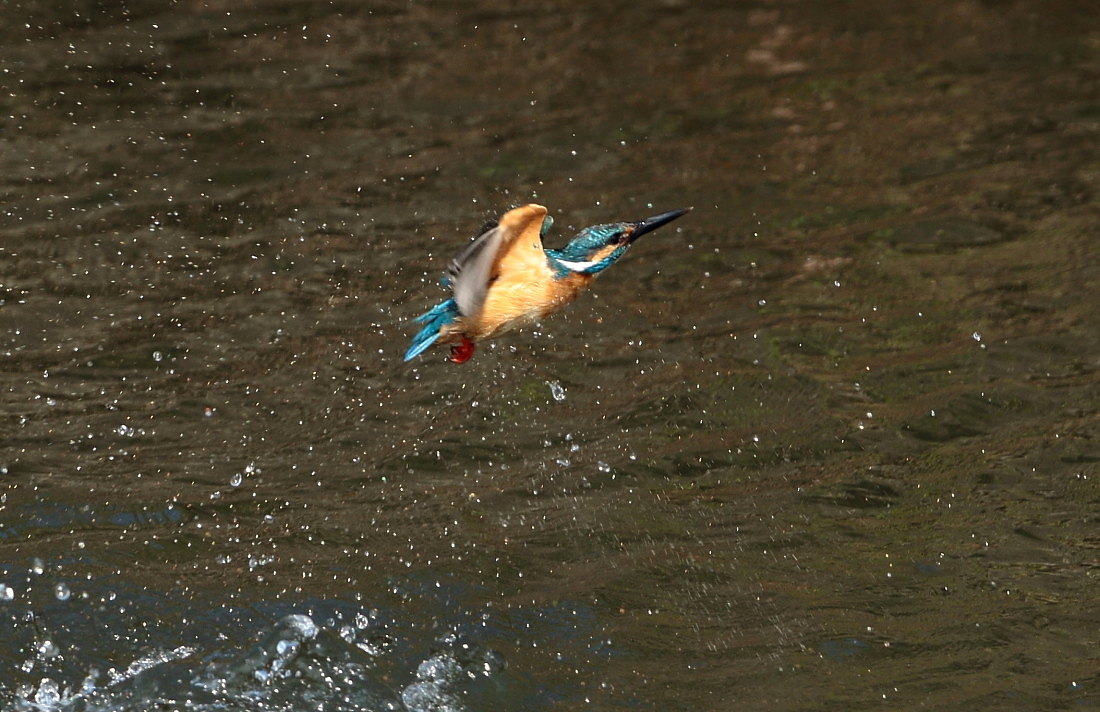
[404,203,691,363]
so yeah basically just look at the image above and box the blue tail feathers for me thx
[404,298,461,361]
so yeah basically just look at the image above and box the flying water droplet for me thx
[37,639,60,659]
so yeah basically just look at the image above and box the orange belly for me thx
[442,271,593,343]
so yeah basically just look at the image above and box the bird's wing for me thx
[447,204,549,317]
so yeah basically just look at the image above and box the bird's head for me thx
[548,207,691,276]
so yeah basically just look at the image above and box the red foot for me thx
[449,337,475,364]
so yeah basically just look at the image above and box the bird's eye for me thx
[606,226,636,246]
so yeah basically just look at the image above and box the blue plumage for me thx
[546,224,632,277]
[403,298,460,361]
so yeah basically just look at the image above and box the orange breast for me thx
[466,268,593,341]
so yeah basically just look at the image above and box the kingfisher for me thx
[404,203,691,363]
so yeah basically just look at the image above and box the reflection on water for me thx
[3,0,1099,710]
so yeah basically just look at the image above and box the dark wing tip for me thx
[475,220,499,238]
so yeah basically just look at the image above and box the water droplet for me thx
[230,472,243,487]
[79,668,99,695]
[54,583,70,601]
[33,679,61,706]
[31,559,44,575]
[972,331,981,342]
[152,350,163,362]
[37,639,60,658]
[0,584,14,601]
[547,380,566,401]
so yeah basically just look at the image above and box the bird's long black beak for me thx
[628,207,692,243]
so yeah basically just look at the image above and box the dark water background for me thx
[2,1,1098,710]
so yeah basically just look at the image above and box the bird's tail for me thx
[404,298,461,361]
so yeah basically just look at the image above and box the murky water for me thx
[2,1,1098,710]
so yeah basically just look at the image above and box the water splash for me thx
[7,615,507,712]
[547,381,566,402]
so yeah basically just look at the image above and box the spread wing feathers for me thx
[446,204,550,318]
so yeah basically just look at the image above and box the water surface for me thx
[2,1,1098,710]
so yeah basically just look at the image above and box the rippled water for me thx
[2,1,1098,710]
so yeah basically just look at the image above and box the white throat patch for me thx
[556,259,598,273]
